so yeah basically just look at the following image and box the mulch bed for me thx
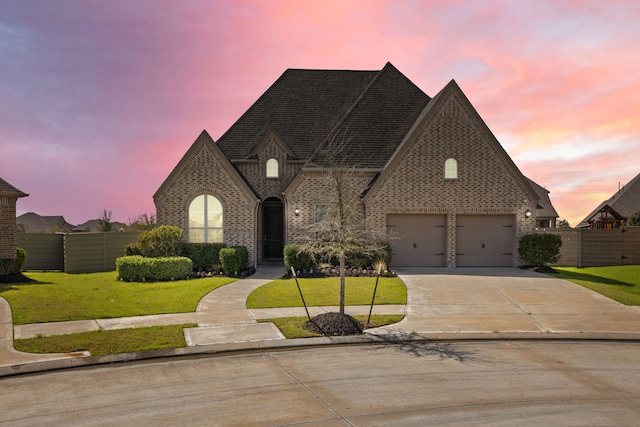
[303,312,364,336]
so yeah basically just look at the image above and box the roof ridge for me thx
[307,62,425,165]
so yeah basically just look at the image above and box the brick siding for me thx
[0,197,17,259]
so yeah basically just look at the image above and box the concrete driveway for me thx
[368,267,640,339]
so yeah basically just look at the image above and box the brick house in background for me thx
[155,63,553,267]
[0,177,28,259]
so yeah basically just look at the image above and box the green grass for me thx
[260,315,405,338]
[0,271,236,325]
[246,276,407,308]
[13,324,195,356]
[550,265,640,306]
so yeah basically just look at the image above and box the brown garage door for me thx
[456,215,514,267]
[387,214,446,267]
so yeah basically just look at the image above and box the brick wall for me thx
[155,135,258,265]
[364,87,536,267]
[0,196,18,259]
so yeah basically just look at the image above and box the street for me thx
[2,340,640,426]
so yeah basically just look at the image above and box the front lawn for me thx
[550,265,640,306]
[0,271,236,325]
[246,276,407,308]
[13,324,195,356]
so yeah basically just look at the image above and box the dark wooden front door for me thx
[263,198,284,259]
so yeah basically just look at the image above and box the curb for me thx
[3,331,640,378]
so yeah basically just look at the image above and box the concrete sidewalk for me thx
[2,266,640,376]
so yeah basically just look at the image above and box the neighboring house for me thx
[0,177,28,259]
[577,172,640,229]
[72,219,126,233]
[16,212,75,233]
[527,178,559,229]
[155,63,550,268]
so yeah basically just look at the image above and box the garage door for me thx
[456,215,514,267]
[387,214,446,267]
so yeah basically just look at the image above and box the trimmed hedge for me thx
[130,225,184,258]
[219,246,248,275]
[180,242,225,270]
[116,255,193,282]
[0,248,27,276]
[284,244,313,274]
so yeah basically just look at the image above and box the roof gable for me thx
[365,79,538,203]
[154,130,257,201]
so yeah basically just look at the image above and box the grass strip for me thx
[0,271,236,325]
[247,276,407,308]
[260,315,404,339]
[13,324,195,356]
[551,265,640,306]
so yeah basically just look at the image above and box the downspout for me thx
[254,199,261,268]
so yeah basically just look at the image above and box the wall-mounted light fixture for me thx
[525,209,532,219]
[294,208,300,216]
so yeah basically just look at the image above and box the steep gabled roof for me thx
[0,176,28,197]
[526,178,559,218]
[216,63,430,168]
[578,172,640,227]
[364,79,539,203]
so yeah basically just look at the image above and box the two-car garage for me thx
[388,214,515,267]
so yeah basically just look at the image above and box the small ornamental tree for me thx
[518,233,562,267]
[97,209,113,232]
[299,135,390,315]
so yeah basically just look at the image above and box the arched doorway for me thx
[263,197,284,259]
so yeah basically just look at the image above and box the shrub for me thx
[347,242,392,269]
[284,244,313,274]
[219,246,248,275]
[116,255,193,282]
[135,225,184,257]
[180,242,225,270]
[0,248,27,276]
[518,233,562,267]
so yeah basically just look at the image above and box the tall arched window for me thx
[188,195,223,243]
[444,158,458,180]
[266,158,279,178]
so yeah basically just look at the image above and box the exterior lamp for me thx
[525,209,532,219]
[294,208,300,216]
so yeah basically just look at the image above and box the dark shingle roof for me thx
[216,63,430,168]
[526,178,559,218]
[0,177,27,197]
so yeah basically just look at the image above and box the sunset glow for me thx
[1,0,638,227]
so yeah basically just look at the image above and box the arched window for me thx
[266,158,279,178]
[444,158,458,180]
[188,195,223,243]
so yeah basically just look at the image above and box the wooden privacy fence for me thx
[535,227,640,267]
[16,232,140,273]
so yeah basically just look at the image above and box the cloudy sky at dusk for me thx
[1,0,638,227]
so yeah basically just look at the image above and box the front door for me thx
[263,198,284,259]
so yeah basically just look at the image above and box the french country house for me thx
[155,63,553,268]
[0,177,28,259]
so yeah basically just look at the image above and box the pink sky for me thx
[1,0,638,227]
